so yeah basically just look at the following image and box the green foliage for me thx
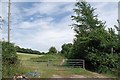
[71,1,105,37]
[2,41,19,77]
[15,46,43,55]
[86,53,119,72]
[116,35,120,77]
[2,41,18,64]
[118,54,120,78]
[48,46,57,54]
[69,1,120,77]
[61,43,73,58]
[3,64,18,77]
[70,1,106,59]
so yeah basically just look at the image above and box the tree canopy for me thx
[48,46,57,54]
[60,1,120,76]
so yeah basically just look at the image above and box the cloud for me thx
[5,2,75,52]
[1,2,8,22]
[91,2,118,31]
[2,2,118,52]
[21,2,74,17]
[1,0,120,2]
[11,13,74,52]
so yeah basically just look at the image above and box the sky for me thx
[0,1,118,52]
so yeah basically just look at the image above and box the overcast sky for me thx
[1,1,118,52]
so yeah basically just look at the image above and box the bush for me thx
[2,41,19,77]
[86,52,119,74]
[117,54,120,78]
[2,41,18,64]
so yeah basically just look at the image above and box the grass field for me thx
[17,52,114,78]
[17,52,44,60]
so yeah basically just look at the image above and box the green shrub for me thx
[2,41,18,64]
[117,54,120,78]
[86,52,119,75]
[2,41,19,77]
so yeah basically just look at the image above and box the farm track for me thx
[17,52,112,78]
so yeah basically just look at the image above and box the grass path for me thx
[17,52,111,78]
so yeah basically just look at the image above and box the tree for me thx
[70,1,105,59]
[71,1,105,37]
[15,45,41,55]
[48,47,57,54]
[61,43,73,58]
[70,1,120,75]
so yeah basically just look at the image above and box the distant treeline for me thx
[15,46,45,55]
